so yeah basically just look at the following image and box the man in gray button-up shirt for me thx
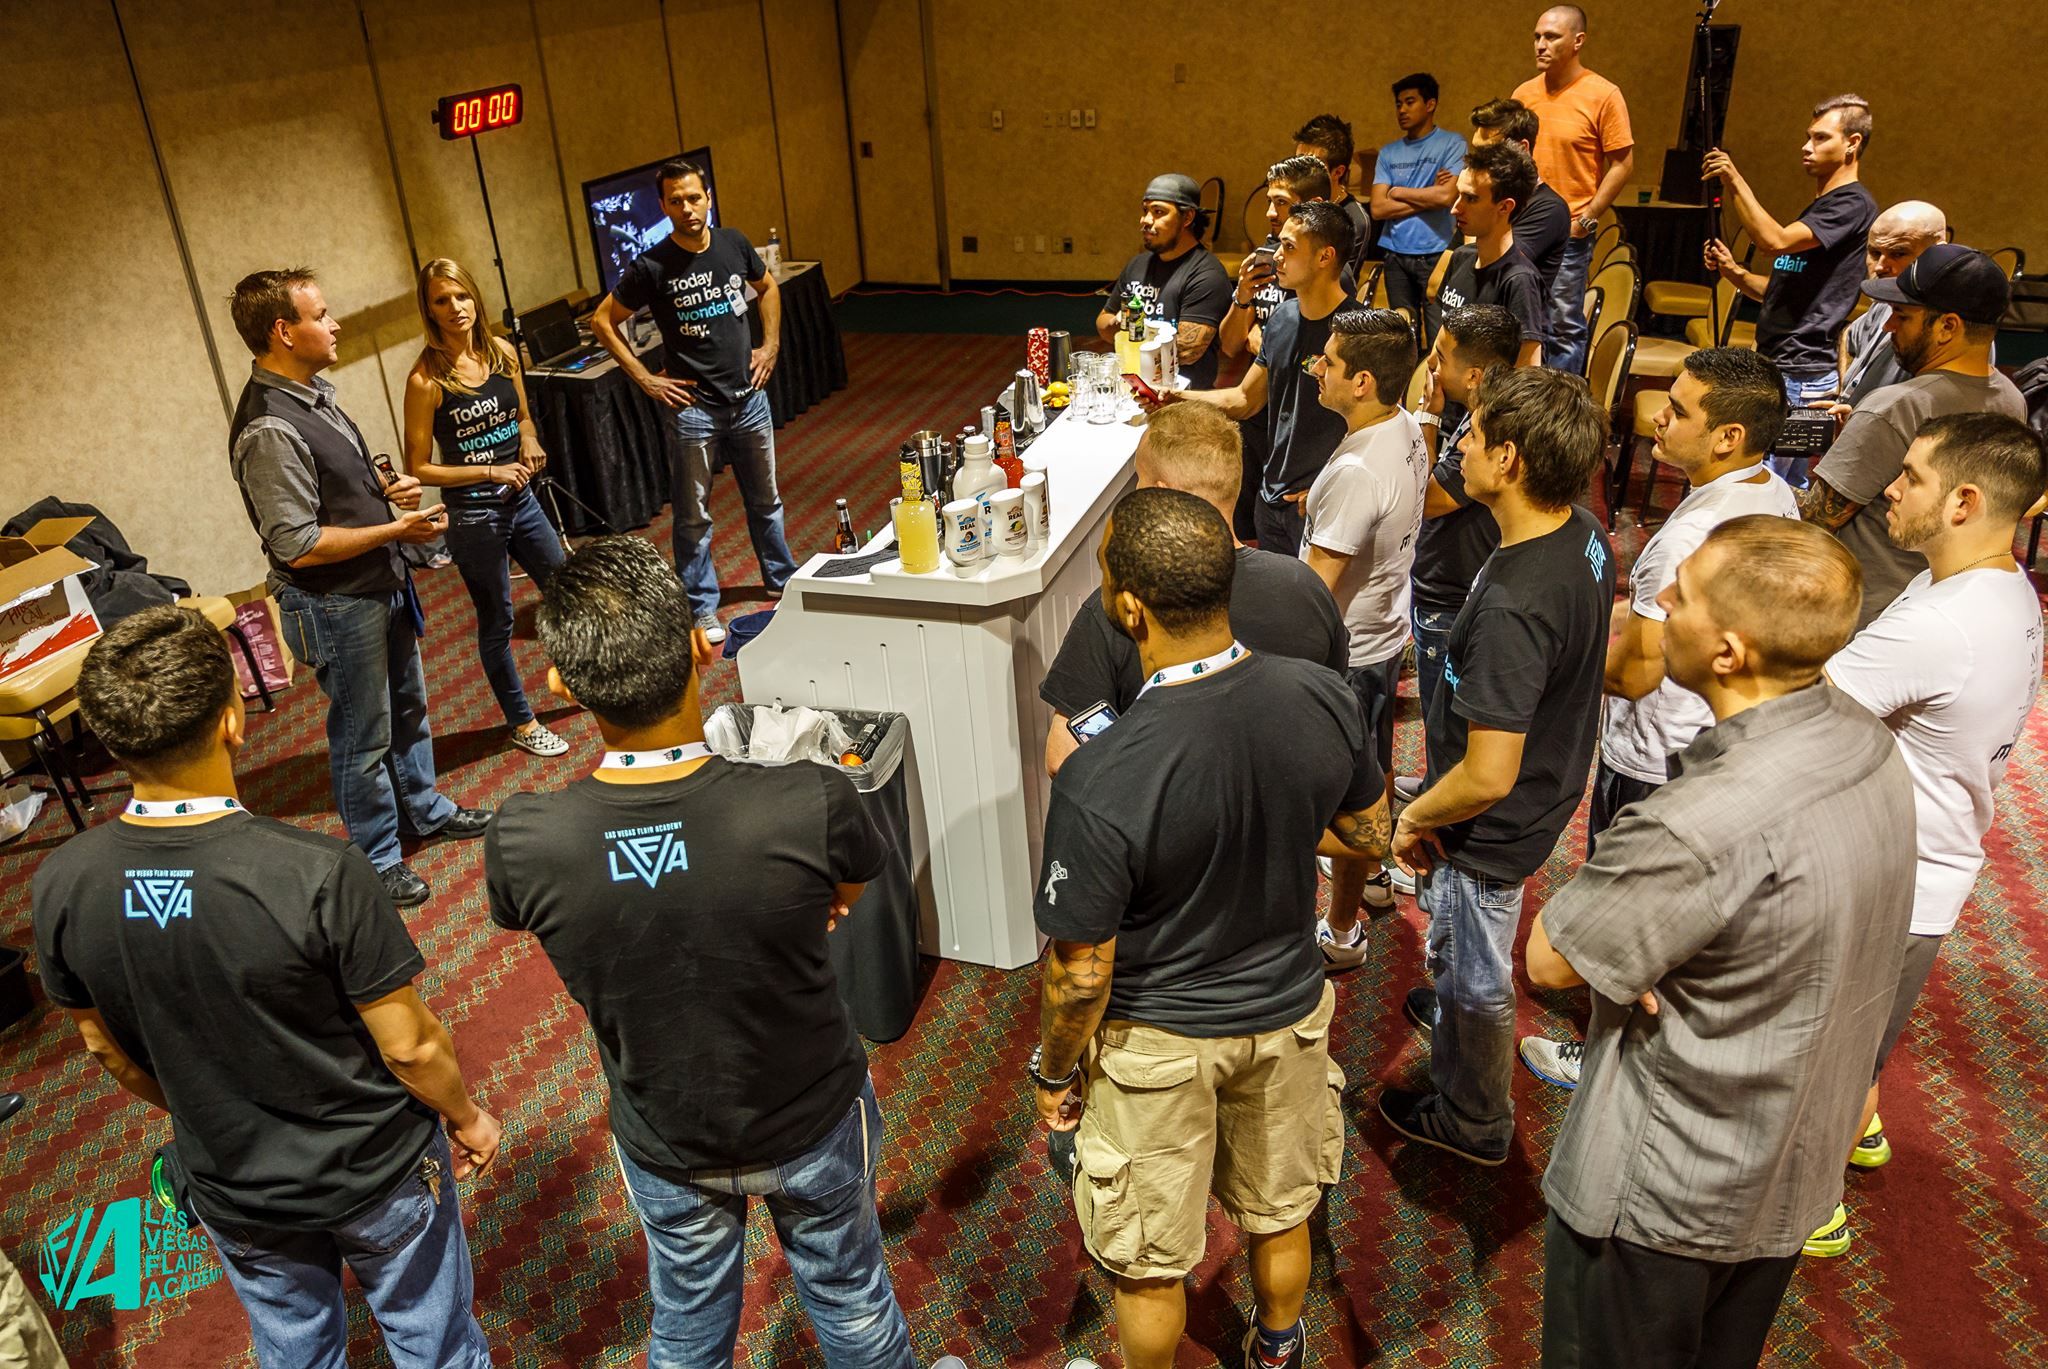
[1526,516,1915,1368]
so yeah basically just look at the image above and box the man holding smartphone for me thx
[228,268,489,907]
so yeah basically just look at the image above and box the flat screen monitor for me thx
[583,146,717,298]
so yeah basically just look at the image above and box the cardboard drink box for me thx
[0,517,103,684]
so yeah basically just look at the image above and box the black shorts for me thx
[1344,653,1402,774]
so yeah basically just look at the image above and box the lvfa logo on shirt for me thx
[1584,531,1609,581]
[123,870,194,929]
[605,821,689,888]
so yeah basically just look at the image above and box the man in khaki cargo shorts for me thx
[1029,488,1392,1369]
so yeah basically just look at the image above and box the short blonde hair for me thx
[1695,516,1861,678]
[1140,400,1243,508]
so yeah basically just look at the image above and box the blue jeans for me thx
[198,1133,491,1369]
[672,390,799,617]
[1422,862,1527,1149]
[613,1076,912,1369]
[1770,368,1840,487]
[1546,234,1595,373]
[277,585,457,870]
[1411,605,1459,746]
[443,489,566,726]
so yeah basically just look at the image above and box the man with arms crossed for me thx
[1814,414,2048,1256]
[485,537,913,1367]
[1177,201,1357,556]
[1370,73,1467,318]
[1380,367,1614,1166]
[1041,401,1345,777]
[1803,244,2022,627]
[1519,348,1799,1089]
[227,268,487,907]
[1530,517,1915,1366]
[1429,141,1548,364]
[1097,173,1235,390]
[1513,4,1634,372]
[1034,489,1388,1369]
[1301,308,1428,962]
[1703,95,1879,481]
[591,159,796,644]
[34,607,500,1369]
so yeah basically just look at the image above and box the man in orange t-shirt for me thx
[1512,4,1634,373]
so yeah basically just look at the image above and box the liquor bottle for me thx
[1124,289,1147,342]
[832,498,858,553]
[992,404,1020,478]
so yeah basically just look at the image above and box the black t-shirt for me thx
[1437,244,1549,346]
[1247,264,1357,330]
[612,227,767,407]
[32,814,435,1230]
[485,759,886,1174]
[1106,245,1235,389]
[430,371,521,505]
[1411,410,1501,612]
[1756,182,1878,375]
[1515,181,1572,293]
[1034,652,1385,1036]
[1423,506,1615,881]
[1039,546,1347,718]
[1255,298,1350,503]
[1341,197,1374,277]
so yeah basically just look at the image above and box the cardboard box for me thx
[0,517,102,684]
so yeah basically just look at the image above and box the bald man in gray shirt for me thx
[1525,517,1915,1368]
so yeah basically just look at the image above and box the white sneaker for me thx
[1317,917,1367,970]
[1519,1036,1585,1089]
[1360,868,1394,909]
[510,722,569,758]
[693,611,727,645]
[1389,864,1417,896]
[1317,854,1333,881]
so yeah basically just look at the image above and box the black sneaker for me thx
[1377,1087,1508,1166]
[1393,774,1424,804]
[435,806,493,840]
[1403,985,1438,1034]
[379,862,430,907]
[1240,1308,1306,1368]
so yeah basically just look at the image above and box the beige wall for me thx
[839,0,941,284]
[907,0,2044,282]
[0,0,858,596]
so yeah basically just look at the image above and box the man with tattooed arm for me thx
[1027,487,1389,1369]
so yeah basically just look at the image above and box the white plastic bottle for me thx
[763,227,782,274]
[953,432,1006,544]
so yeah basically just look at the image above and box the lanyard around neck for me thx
[597,743,716,771]
[125,796,242,818]
[1138,641,1249,698]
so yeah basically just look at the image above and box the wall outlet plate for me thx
[1013,236,1026,253]
[1062,237,1074,253]
[991,109,1003,130]
[1067,109,1081,128]
[1034,235,1048,253]
[1084,108,1097,128]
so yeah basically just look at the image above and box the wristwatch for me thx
[1028,1044,1081,1091]
[1577,215,1599,234]
[1416,411,1442,427]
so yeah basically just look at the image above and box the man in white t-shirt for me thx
[1812,411,2047,1258]
[1301,307,1427,967]
[1518,347,1798,1090]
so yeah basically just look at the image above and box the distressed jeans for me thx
[1423,861,1527,1150]
[671,390,799,617]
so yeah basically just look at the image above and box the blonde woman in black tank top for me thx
[402,259,569,758]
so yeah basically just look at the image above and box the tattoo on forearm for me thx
[1040,940,1114,1076]
[1798,477,1861,530]
[1332,801,1392,861]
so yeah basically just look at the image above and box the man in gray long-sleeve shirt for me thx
[1525,516,1915,1368]
[226,268,490,906]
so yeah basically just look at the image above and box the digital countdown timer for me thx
[433,84,523,140]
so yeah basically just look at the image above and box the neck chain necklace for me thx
[1138,641,1249,697]
[597,742,716,771]
[125,796,242,818]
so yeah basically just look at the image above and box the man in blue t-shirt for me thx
[591,158,798,644]
[1371,73,1468,317]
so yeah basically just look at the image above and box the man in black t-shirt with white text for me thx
[1176,200,1357,556]
[592,159,797,644]
[1040,399,1345,777]
[34,607,500,1369]
[1381,367,1615,1167]
[1703,96,1879,484]
[1097,173,1235,390]
[1033,488,1388,1369]
[1429,140,1547,363]
[484,536,913,1369]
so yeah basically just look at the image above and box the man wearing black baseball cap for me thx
[1097,172,1235,388]
[1803,243,2023,626]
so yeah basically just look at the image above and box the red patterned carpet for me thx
[3,329,2047,1367]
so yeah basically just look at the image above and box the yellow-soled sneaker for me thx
[1849,1113,1892,1169]
[1803,1203,1851,1258]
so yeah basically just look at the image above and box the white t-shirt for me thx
[1299,409,1430,667]
[1600,464,1799,783]
[1827,565,2044,936]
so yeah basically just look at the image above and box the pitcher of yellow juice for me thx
[892,468,941,573]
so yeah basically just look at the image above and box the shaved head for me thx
[1871,200,1946,245]
[1542,4,1587,33]
[1694,517,1861,679]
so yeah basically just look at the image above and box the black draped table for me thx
[525,260,847,535]
[1614,199,1718,296]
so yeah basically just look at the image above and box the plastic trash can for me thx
[704,704,921,1043]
